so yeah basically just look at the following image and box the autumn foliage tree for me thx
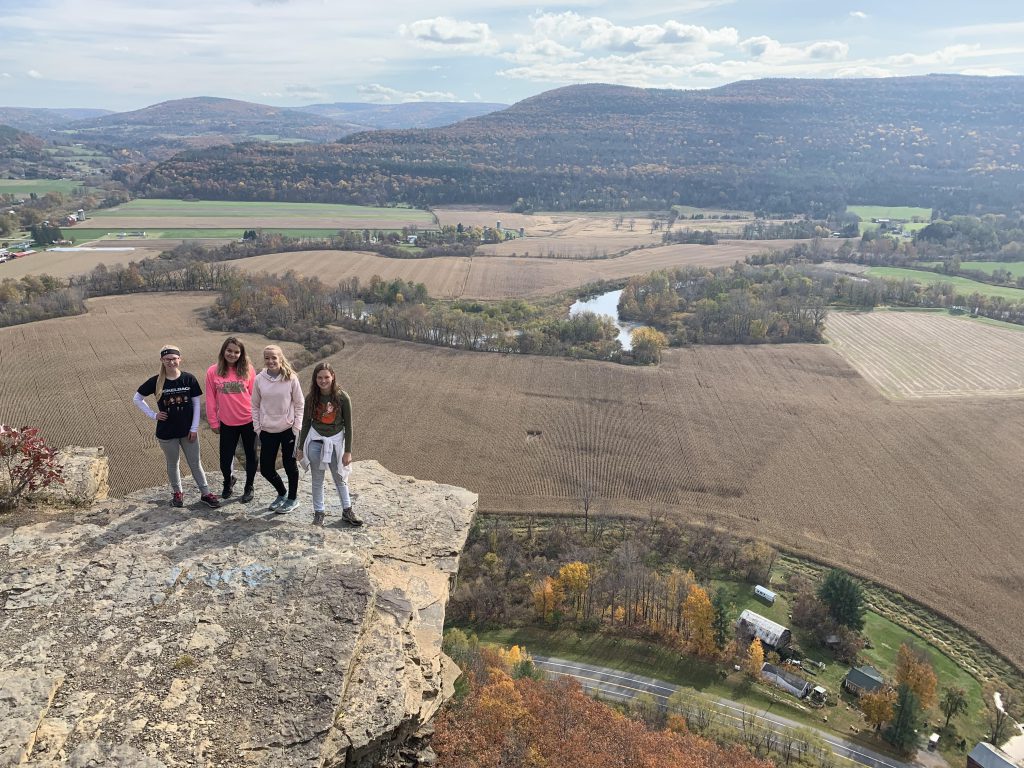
[683,584,717,657]
[860,687,897,732]
[434,648,773,768]
[895,643,938,710]
[744,638,765,678]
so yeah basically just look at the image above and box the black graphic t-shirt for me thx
[137,372,203,440]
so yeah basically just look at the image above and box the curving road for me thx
[533,656,921,768]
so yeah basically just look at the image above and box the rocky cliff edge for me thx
[0,457,477,767]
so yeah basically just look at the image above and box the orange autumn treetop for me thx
[434,665,772,768]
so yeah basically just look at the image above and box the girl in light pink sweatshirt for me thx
[252,345,305,512]
[205,336,257,503]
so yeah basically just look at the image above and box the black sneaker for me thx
[200,493,220,509]
[312,511,326,527]
[240,485,254,503]
[222,475,237,498]
[171,491,184,508]
[342,507,363,526]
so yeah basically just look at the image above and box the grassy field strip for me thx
[864,266,1024,300]
[956,261,1024,278]
[0,179,87,195]
[825,311,1024,398]
[88,198,437,223]
[846,205,932,221]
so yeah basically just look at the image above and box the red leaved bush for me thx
[0,425,64,509]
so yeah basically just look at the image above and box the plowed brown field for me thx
[0,293,302,497]
[231,240,816,300]
[2,297,1022,670]
[827,310,1024,398]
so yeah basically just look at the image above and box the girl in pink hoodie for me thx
[205,337,257,503]
[252,344,305,512]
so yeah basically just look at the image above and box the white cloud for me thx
[27,69,43,79]
[400,17,498,53]
[835,65,893,78]
[888,44,981,67]
[849,10,868,19]
[958,66,1018,76]
[739,36,847,64]
[1,73,11,79]
[356,83,458,103]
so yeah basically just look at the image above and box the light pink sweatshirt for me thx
[252,370,305,435]
[205,364,256,429]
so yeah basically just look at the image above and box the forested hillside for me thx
[137,75,1024,214]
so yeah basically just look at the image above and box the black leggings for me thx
[219,422,257,489]
[259,429,298,499]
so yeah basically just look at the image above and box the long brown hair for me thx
[306,361,342,403]
[217,336,251,379]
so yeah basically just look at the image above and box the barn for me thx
[842,665,885,696]
[967,742,1020,768]
[736,609,791,650]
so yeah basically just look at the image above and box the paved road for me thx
[533,655,919,768]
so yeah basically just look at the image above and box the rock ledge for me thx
[0,460,477,767]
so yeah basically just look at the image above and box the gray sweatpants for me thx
[158,437,210,495]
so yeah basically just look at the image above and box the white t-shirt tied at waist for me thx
[300,427,350,477]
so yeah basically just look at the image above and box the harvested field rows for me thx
[231,240,816,300]
[0,244,165,280]
[0,293,302,497]
[826,311,1024,398]
[4,299,1022,670]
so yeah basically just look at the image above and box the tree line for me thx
[618,265,829,345]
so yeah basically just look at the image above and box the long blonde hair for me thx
[155,343,181,400]
[263,344,295,380]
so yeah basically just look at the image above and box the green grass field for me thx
[62,227,414,244]
[87,198,437,223]
[847,205,932,222]
[865,266,1024,300]
[955,261,1024,278]
[0,179,87,196]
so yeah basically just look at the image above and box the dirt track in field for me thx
[2,296,1022,672]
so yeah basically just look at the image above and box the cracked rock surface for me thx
[0,460,477,767]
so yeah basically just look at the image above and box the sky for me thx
[0,0,1022,112]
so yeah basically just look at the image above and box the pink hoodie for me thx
[205,364,256,429]
[252,370,305,435]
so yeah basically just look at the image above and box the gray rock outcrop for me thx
[0,460,477,767]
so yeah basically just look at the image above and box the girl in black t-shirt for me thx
[133,344,220,509]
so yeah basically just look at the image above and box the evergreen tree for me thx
[711,587,732,650]
[817,569,865,630]
[885,684,921,754]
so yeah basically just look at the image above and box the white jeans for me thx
[307,439,351,512]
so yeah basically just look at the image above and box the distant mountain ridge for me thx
[137,75,1024,214]
[294,101,508,129]
[0,98,508,159]
[0,107,113,134]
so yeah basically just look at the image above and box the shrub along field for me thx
[3,301,1021,674]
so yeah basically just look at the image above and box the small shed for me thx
[760,662,811,699]
[967,742,1019,768]
[737,609,791,650]
[927,733,939,751]
[754,584,776,604]
[842,665,884,696]
[810,686,828,706]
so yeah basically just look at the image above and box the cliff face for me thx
[0,459,477,767]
